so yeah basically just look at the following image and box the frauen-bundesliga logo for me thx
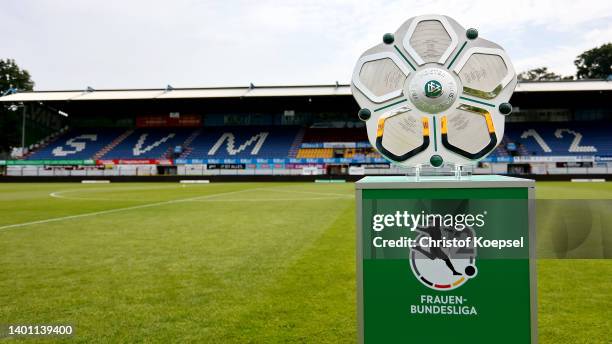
[410,225,478,291]
[424,80,442,98]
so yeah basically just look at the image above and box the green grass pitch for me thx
[0,182,610,343]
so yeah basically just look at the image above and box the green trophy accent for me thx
[358,108,372,121]
[382,33,395,44]
[424,80,443,98]
[499,102,513,115]
[430,154,443,167]
[466,28,479,40]
[463,84,502,100]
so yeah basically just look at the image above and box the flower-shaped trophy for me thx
[351,14,516,173]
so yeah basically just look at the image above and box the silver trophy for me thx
[351,14,516,169]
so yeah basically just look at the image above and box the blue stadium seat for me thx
[25,122,611,161]
[185,126,299,159]
[492,122,611,157]
[26,126,300,160]
[101,128,194,159]
[27,129,124,160]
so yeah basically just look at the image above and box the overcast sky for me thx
[3,0,612,90]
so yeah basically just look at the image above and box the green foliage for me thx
[0,58,34,94]
[517,67,573,81]
[575,43,612,79]
[0,59,35,154]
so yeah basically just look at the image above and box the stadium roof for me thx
[1,80,611,102]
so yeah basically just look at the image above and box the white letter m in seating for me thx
[208,132,269,156]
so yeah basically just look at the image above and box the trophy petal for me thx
[454,48,516,100]
[352,52,410,104]
[402,15,459,65]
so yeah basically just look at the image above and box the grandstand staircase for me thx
[520,129,551,154]
[288,127,306,158]
[20,127,68,159]
[517,145,530,156]
[495,136,511,157]
[165,129,201,159]
[92,129,134,160]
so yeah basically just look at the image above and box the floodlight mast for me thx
[21,102,25,148]
[7,101,69,150]
[6,102,26,148]
[351,15,517,174]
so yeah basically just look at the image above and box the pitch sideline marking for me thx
[257,187,353,197]
[49,194,351,203]
[189,196,352,202]
[49,184,194,200]
[48,185,353,202]
[0,188,255,232]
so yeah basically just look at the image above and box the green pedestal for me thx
[356,175,536,344]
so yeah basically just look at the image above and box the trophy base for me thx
[406,164,472,181]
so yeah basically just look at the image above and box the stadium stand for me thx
[100,128,193,159]
[93,130,134,160]
[27,128,126,160]
[344,148,380,159]
[23,121,612,162]
[499,122,611,156]
[25,126,301,160]
[301,127,368,143]
[296,148,334,158]
[18,126,69,159]
[184,126,299,159]
[0,81,609,178]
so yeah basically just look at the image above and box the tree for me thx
[517,67,573,81]
[0,59,35,156]
[574,43,612,79]
[0,59,34,94]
